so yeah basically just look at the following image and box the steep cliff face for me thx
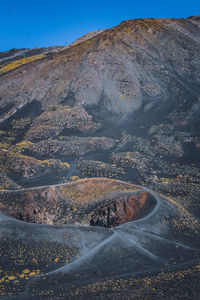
[89,192,152,227]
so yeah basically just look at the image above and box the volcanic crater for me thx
[0,178,157,227]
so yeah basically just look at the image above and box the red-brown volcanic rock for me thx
[90,193,148,227]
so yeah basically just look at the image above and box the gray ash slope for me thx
[1,16,200,126]
[0,17,200,161]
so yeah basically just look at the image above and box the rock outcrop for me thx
[90,192,150,227]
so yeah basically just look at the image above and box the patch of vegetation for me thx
[25,105,101,141]
[59,162,70,169]
[58,178,138,203]
[76,159,125,179]
[11,117,31,130]
[0,131,16,145]
[0,55,45,74]
[0,149,70,180]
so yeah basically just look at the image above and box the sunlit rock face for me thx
[89,192,156,227]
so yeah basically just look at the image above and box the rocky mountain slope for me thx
[0,16,200,299]
[0,16,200,185]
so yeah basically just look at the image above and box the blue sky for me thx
[0,0,199,51]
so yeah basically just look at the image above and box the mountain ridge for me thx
[1,16,200,120]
